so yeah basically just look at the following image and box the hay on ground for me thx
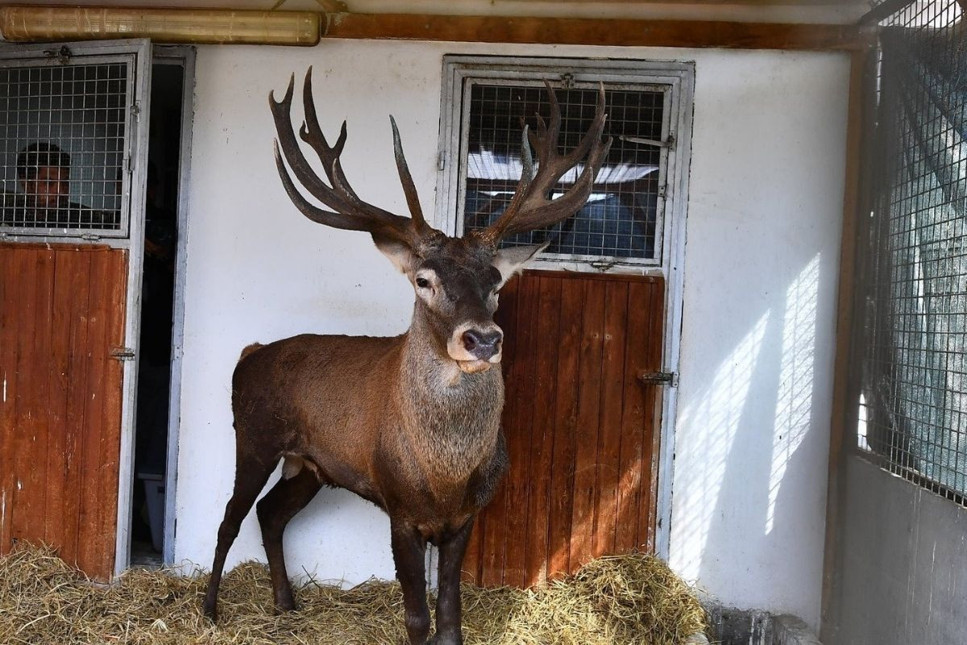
[0,543,707,644]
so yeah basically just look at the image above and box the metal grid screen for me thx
[858,0,967,502]
[0,62,128,234]
[462,82,665,264]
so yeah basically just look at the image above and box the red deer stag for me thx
[202,69,610,645]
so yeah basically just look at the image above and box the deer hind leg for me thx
[202,447,277,621]
[391,520,431,645]
[256,459,323,612]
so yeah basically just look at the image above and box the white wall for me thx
[672,51,848,630]
[175,40,849,629]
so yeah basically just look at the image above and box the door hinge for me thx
[111,347,136,362]
[637,370,677,386]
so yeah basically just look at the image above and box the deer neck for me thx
[397,310,504,483]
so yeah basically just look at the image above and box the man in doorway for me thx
[3,142,114,228]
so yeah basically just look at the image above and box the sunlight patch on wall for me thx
[673,311,770,579]
[767,254,820,534]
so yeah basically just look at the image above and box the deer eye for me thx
[416,277,430,289]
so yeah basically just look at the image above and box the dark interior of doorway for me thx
[130,61,184,568]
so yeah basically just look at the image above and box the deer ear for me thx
[492,242,548,289]
[373,235,418,275]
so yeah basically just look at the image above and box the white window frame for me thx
[437,56,693,277]
[435,55,695,558]
[0,42,150,243]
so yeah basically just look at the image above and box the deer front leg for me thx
[391,521,431,645]
[432,518,474,645]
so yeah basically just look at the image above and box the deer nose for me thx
[462,328,503,361]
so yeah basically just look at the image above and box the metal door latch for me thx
[111,347,136,361]
[637,370,677,386]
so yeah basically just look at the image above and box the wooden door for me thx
[0,40,151,579]
[464,270,665,587]
[0,244,128,578]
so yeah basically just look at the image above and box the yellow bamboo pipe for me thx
[0,5,320,46]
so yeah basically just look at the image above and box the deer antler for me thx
[269,67,433,247]
[477,81,611,246]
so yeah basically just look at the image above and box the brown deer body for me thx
[202,69,609,645]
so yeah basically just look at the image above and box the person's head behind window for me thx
[17,142,71,210]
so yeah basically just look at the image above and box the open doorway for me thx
[129,54,189,568]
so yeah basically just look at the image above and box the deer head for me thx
[270,69,610,374]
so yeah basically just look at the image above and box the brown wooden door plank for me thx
[632,280,664,550]
[101,250,127,561]
[24,248,55,545]
[76,247,126,578]
[545,277,584,579]
[641,280,665,550]
[53,249,95,565]
[593,280,631,558]
[644,281,666,550]
[498,272,540,587]
[44,250,74,546]
[568,278,605,574]
[0,246,11,550]
[0,247,27,553]
[611,279,647,553]
[76,250,110,575]
[93,249,126,577]
[9,247,45,548]
[523,274,563,586]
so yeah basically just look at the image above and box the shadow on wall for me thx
[673,252,827,619]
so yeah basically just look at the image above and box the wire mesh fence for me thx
[461,82,665,265]
[858,0,967,503]
[0,61,129,234]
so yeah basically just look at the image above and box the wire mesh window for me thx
[460,80,667,265]
[0,61,130,235]
[857,0,967,503]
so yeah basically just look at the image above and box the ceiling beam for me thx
[510,0,864,4]
[323,12,871,51]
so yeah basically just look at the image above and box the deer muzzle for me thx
[448,323,503,373]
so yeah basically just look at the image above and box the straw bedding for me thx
[0,543,707,644]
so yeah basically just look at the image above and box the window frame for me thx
[436,55,694,276]
[0,41,149,243]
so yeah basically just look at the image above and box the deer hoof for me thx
[274,598,298,614]
[201,601,217,622]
